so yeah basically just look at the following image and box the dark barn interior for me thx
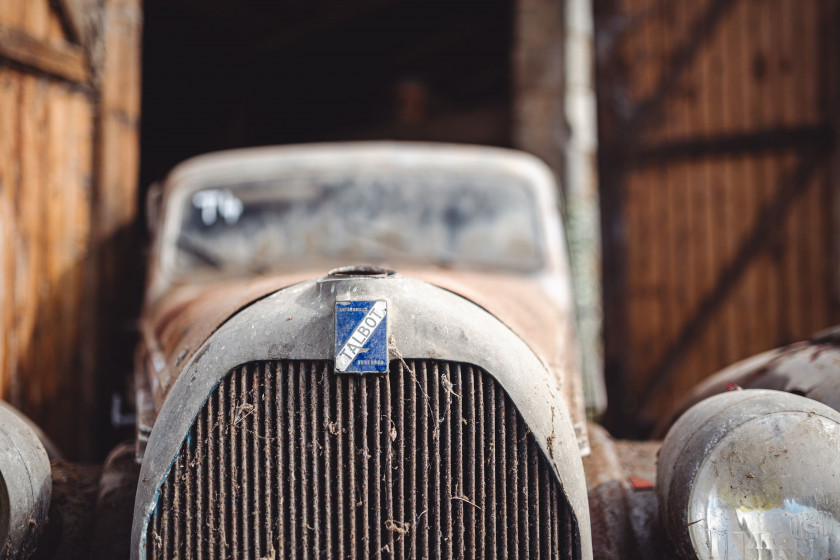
[141,0,514,189]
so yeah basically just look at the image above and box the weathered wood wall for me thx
[0,0,141,459]
[596,0,840,434]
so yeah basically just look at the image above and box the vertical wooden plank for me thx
[623,168,640,390]
[627,0,651,393]
[69,90,93,377]
[775,0,807,341]
[664,161,686,412]
[640,0,670,398]
[67,89,94,458]
[801,0,819,124]
[686,0,713,386]
[724,3,759,361]
[738,1,769,358]
[648,0,674,403]
[823,0,840,325]
[798,0,822,337]
[755,0,790,345]
[757,153,781,349]
[625,168,654,394]
[96,0,141,259]
[0,68,17,400]
[787,2,813,340]
[87,0,142,457]
[755,1,785,349]
[808,166,829,330]
[14,75,38,411]
[694,0,722,382]
[707,1,735,368]
[662,0,688,408]
[42,81,69,446]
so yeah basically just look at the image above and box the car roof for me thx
[163,141,556,199]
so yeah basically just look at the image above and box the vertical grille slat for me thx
[286,367,298,558]
[298,363,311,560]
[204,385,216,556]
[322,362,334,560]
[371,376,383,560]
[383,374,396,560]
[147,359,579,559]
[441,363,454,560]
[347,375,358,560]
[335,374,347,560]
[238,367,250,559]
[486,382,498,559]
[218,379,230,557]
[452,363,466,560]
[405,360,418,560]
[430,361,443,560]
[474,369,486,560]
[274,361,285,560]
[360,377,371,558]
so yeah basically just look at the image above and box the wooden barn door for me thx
[0,0,141,459]
[596,0,840,435]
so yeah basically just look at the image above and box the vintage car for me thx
[3,142,840,560]
[131,142,593,560]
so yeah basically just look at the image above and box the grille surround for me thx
[146,359,580,559]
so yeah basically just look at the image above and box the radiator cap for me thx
[327,265,395,278]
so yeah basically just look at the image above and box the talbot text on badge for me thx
[334,300,388,373]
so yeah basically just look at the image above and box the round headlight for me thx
[657,389,840,559]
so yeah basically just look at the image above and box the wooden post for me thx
[514,0,605,415]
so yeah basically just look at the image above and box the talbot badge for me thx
[334,300,388,373]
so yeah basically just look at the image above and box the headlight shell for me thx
[657,389,840,559]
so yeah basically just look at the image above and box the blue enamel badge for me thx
[334,300,388,373]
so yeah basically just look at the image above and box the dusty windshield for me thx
[171,172,544,278]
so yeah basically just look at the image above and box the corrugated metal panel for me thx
[147,360,580,559]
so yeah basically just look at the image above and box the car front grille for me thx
[146,359,580,559]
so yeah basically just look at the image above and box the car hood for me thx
[140,265,585,446]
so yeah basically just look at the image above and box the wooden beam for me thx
[0,23,89,84]
[629,125,834,166]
